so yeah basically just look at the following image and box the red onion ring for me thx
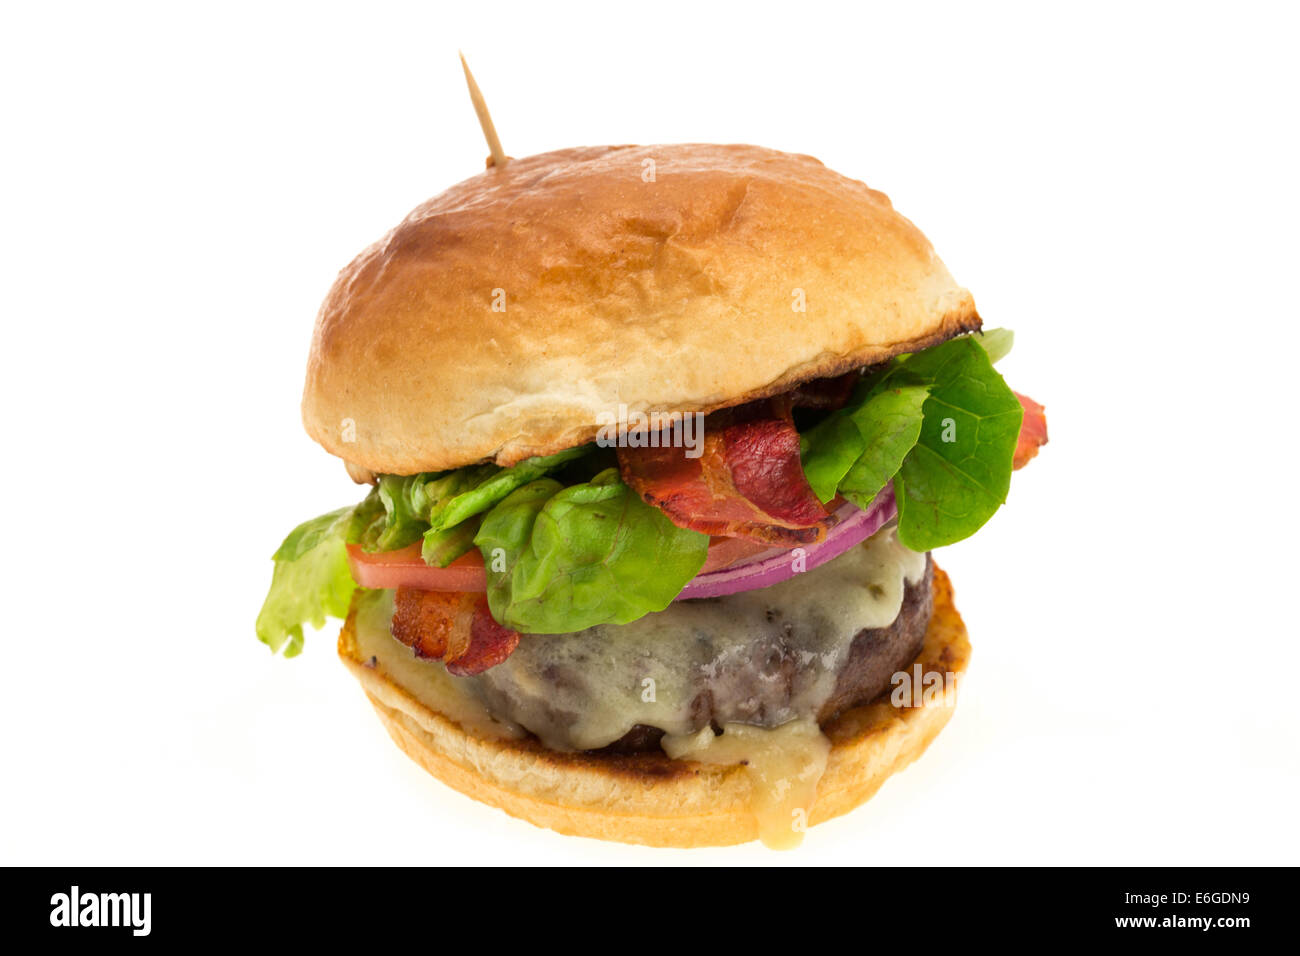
[674,487,897,601]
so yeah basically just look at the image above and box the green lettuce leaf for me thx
[255,493,381,656]
[892,336,1023,550]
[970,327,1014,364]
[474,467,709,633]
[801,381,930,505]
[428,447,589,533]
[421,514,482,567]
[367,448,590,556]
[838,384,931,509]
[375,474,438,551]
[796,333,1023,551]
[800,406,868,503]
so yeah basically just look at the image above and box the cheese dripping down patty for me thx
[662,719,831,849]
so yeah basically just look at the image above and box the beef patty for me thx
[465,544,935,754]
[602,557,934,753]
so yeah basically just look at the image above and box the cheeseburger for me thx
[256,143,1047,848]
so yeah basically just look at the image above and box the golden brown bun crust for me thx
[304,144,979,474]
[338,565,971,848]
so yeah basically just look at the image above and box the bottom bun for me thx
[338,566,970,848]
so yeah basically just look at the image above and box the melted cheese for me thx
[662,718,831,849]
[351,589,523,741]
[468,527,927,751]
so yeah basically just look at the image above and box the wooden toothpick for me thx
[459,52,508,169]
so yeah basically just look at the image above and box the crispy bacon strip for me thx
[619,402,831,545]
[390,588,520,676]
[724,417,828,526]
[1013,392,1048,470]
[449,609,521,677]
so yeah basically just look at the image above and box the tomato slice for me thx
[347,542,487,592]
[348,535,777,594]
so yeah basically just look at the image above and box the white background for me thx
[2,1,1296,865]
